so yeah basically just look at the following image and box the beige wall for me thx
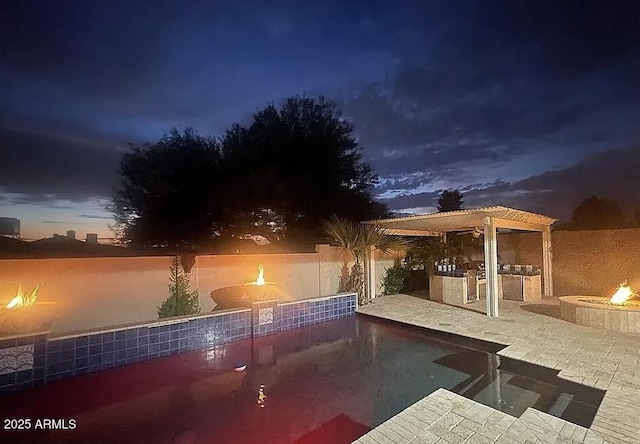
[314,244,400,297]
[498,228,640,297]
[0,246,400,335]
[0,256,173,335]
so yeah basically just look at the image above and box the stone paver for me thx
[352,295,640,443]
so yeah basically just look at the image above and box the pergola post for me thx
[542,226,553,297]
[364,246,376,302]
[484,217,499,317]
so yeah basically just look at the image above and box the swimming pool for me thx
[0,315,603,444]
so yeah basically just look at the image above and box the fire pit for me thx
[1,284,54,337]
[210,265,281,310]
[559,283,640,333]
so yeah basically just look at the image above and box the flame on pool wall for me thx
[255,265,265,286]
[610,282,636,305]
[244,264,275,287]
[257,384,267,408]
[5,284,39,309]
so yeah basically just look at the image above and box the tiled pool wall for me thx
[0,293,356,393]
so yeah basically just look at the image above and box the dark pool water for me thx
[0,315,603,444]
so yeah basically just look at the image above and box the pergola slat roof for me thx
[366,206,557,235]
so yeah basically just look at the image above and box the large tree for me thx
[111,97,388,249]
[437,189,464,212]
[110,128,222,250]
[220,96,388,243]
[570,195,624,230]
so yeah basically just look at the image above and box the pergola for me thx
[365,206,557,317]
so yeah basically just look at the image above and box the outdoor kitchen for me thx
[429,262,542,306]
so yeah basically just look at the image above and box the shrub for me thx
[338,263,365,304]
[158,257,201,318]
[381,258,409,295]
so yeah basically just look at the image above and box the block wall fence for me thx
[0,245,398,335]
[498,228,640,297]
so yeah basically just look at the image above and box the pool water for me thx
[0,315,603,444]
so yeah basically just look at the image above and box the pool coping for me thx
[356,295,640,443]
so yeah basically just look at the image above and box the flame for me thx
[5,284,39,309]
[255,265,266,286]
[610,282,635,305]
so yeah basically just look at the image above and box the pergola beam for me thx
[382,228,444,237]
[492,218,546,232]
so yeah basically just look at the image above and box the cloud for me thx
[0,130,122,202]
[77,214,113,220]
[1,0,638,232]
[42,220,84,225]
[337,1,640,192]
[383,145,640,221]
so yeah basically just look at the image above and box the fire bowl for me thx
[210,284,285,310]
[559,296,640,333]
[0,306,53,339]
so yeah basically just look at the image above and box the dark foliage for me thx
[381,258,409,295]
[111,97,388,250]
[110,128,222,250]
[158,257,200,319]
[437,189,464,212]
[570,195,624,230]
[220,96,388,243]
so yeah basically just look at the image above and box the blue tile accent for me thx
[47,340,61,352]
[76,346,88,358]
[4,296,355,393]
[0,338,18,349]
[0,373,16,386]
[60,349,74,362]
[88,334,101,345]
[102,351,115,364]
[75,356,88,369]
[102,332,115,343]
[17,336,35,346]
[16,369,34,383]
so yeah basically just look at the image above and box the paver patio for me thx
[353,295,640,443]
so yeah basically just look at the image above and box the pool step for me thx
[352,389,610,444]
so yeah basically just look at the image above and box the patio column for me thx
[366,246,376,301]
[542,226,553,297]
[484,217,499,317]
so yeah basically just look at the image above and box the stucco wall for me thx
[498,228,640,297]
[0,246,399,335]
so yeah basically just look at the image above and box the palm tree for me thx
[324,216,406,304]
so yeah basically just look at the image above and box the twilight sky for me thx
[1,0,639,241]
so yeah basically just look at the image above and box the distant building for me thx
[67,230,76,240]
[86,233,98,244]
[0,217,20,238]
